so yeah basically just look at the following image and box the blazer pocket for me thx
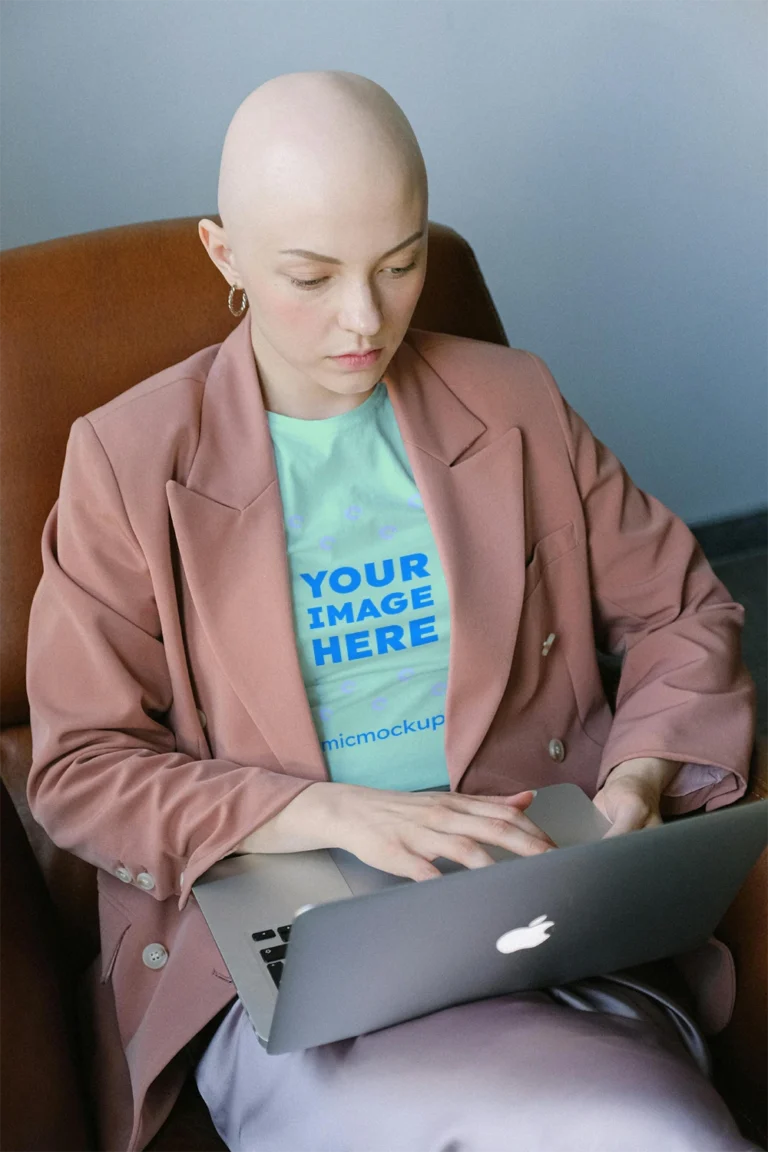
[523,521,578,601]
[98,888,132,984]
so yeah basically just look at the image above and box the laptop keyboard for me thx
[251,924,292,987]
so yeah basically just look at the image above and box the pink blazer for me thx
[26,319,756,1150]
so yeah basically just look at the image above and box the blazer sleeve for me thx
[26,416,316,909]
[526,354,756,814]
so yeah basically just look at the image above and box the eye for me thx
[287,276,324,290]
[386,261,416,276]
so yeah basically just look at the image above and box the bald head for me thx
[217,70,427,247]
[200,71,429,419]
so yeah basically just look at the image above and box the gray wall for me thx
[2,0,765,525]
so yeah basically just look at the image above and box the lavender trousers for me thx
[195,972,756,1152]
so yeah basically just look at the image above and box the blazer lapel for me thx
[167,321,526,790]
[166,319,328,781]
[383,339,526,788]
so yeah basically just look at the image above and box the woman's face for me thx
[224,165,428,417]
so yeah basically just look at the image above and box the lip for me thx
[331,348,382,369]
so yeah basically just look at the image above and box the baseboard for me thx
[688,508,767,561]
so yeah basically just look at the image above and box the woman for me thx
[26,71,757,1151]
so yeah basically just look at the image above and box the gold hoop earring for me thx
[228,285,248,317]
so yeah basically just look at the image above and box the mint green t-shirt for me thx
[266,381,451,792]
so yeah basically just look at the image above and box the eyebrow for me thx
[278,230,424,265]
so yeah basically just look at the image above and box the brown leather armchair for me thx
[1,218,765,1151]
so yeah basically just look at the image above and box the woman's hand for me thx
[593,756,679,837]
[236,782,556,881]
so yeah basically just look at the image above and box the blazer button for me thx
[142,943,168,970]
[197,709,207,729]
[115,865,133,884]
[136,872,155,891]
[548,738,566,763]
[541,632,556,656]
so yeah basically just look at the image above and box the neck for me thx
[250,330,379,419]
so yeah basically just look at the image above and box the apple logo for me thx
[495,914,555,954]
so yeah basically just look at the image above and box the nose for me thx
[338,280,384,337]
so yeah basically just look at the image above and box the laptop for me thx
[192,783,768,1055]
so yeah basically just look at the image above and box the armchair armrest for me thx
[709,736,767,1148]
[0,778,93,1151]
[743,734,767,803]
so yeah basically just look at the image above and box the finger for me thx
[427,809,554,857]
[439,793,550,839]
[478,790,536,810]
[430,796,555,848]
[480,816,556,855]
[421,790,535,810]
[486,806,557,848]
[602,797,651,838]
[415,830,499,871]
[371,843,444,882]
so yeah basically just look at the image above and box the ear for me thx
[198,218,241,286]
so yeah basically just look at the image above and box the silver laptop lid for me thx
[265,798,767,1053]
